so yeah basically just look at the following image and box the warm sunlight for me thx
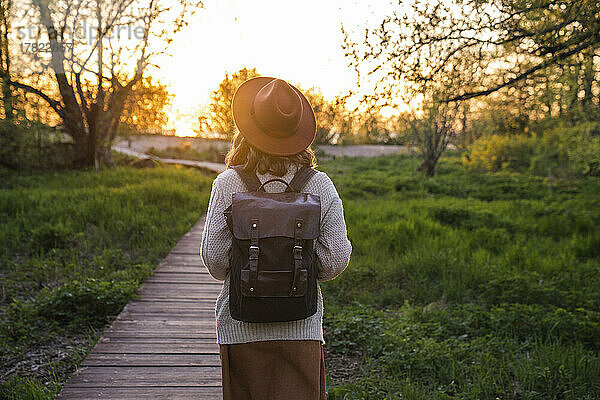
[4,0,599,397]
[155,0,396,136]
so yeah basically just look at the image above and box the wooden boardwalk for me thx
[57,215,224,399]
[113,146,227,174]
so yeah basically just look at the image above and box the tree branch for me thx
[445,35,597,102]
[1,71,63,115]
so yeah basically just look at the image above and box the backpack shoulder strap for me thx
[286,166,318,193]
[232,165,261,192]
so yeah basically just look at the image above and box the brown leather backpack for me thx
[223,165,320,323]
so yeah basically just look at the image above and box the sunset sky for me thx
[153,0,396,135]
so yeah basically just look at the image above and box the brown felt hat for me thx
[232,77,316,156]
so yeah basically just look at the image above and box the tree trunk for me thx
[416,158,437,177]
[0,0,13,120]
[581,49,595,120]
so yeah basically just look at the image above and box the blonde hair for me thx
[224,131,317,177]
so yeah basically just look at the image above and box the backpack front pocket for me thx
[241,267,307,297]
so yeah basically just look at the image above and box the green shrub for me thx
[29,221,74,251]
[34,278,138,328]
[0,120,75,170]
[462,133,568,176]
[561,122,600,176]
[463,123,600,177]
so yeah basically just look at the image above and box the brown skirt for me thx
[219,340,327,400]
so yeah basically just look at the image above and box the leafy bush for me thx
[29,221,74,251]
[0,120,75,170]
[560,122,600,176]
[34,278,138,328]
[1,278,137,345]
[0,120,40,170]
[462,133,565,175]
[463,123,600,177]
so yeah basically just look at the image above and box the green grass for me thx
[317,152,600,399]
[2,151,599,399]
[0,165,214,399]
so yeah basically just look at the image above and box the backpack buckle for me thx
[293,245,302,259]
[249,245,260,260]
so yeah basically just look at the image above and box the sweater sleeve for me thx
[200,175,232,281]
[313,174,352,282]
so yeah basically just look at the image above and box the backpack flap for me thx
[230,192,321,240]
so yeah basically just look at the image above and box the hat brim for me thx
[232,77,316,156]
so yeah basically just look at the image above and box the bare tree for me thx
[404,85,460,177]
[1,0,201,168]
[0,0,13,119]
[343,0,600,104]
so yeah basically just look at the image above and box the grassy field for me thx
[317,153,600,399]
[1,152,599,399]
[0,166,214,399]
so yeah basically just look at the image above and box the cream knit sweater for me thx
[200,163,352,345]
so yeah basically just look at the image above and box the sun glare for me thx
[153,0,395,136]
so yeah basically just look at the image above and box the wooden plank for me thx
[118,311,214,317]
[64,366,221,386]
[154,265,208,273]
[173,238,203,244]
[103,331,216,339]
[92,342,219,354]
[136,291,221,299]
[171,242,203,248]
[175,234,203,239]
[138,282,222,289]
[146,273,220,284]
[82,353,220,367]
[104,326,217,336]
[164,253,204,265]
[135,291,220,300]
[57,386,222,400]
[170,252,203,257]
[136,295,218,301]
[171,245,202,252]
[158,261,204,268]
[109,318,216,327]
[123,302,215,313]
[117,313,215,321]
[127,297,215,307]
[127,298,214,304]
[171,240,203,246]
[137,283,222,294]
[162,254,204,264]
[97,337,217,344]
[134,293,220,301]
[155,264,205,270]
[173,244,203,250]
